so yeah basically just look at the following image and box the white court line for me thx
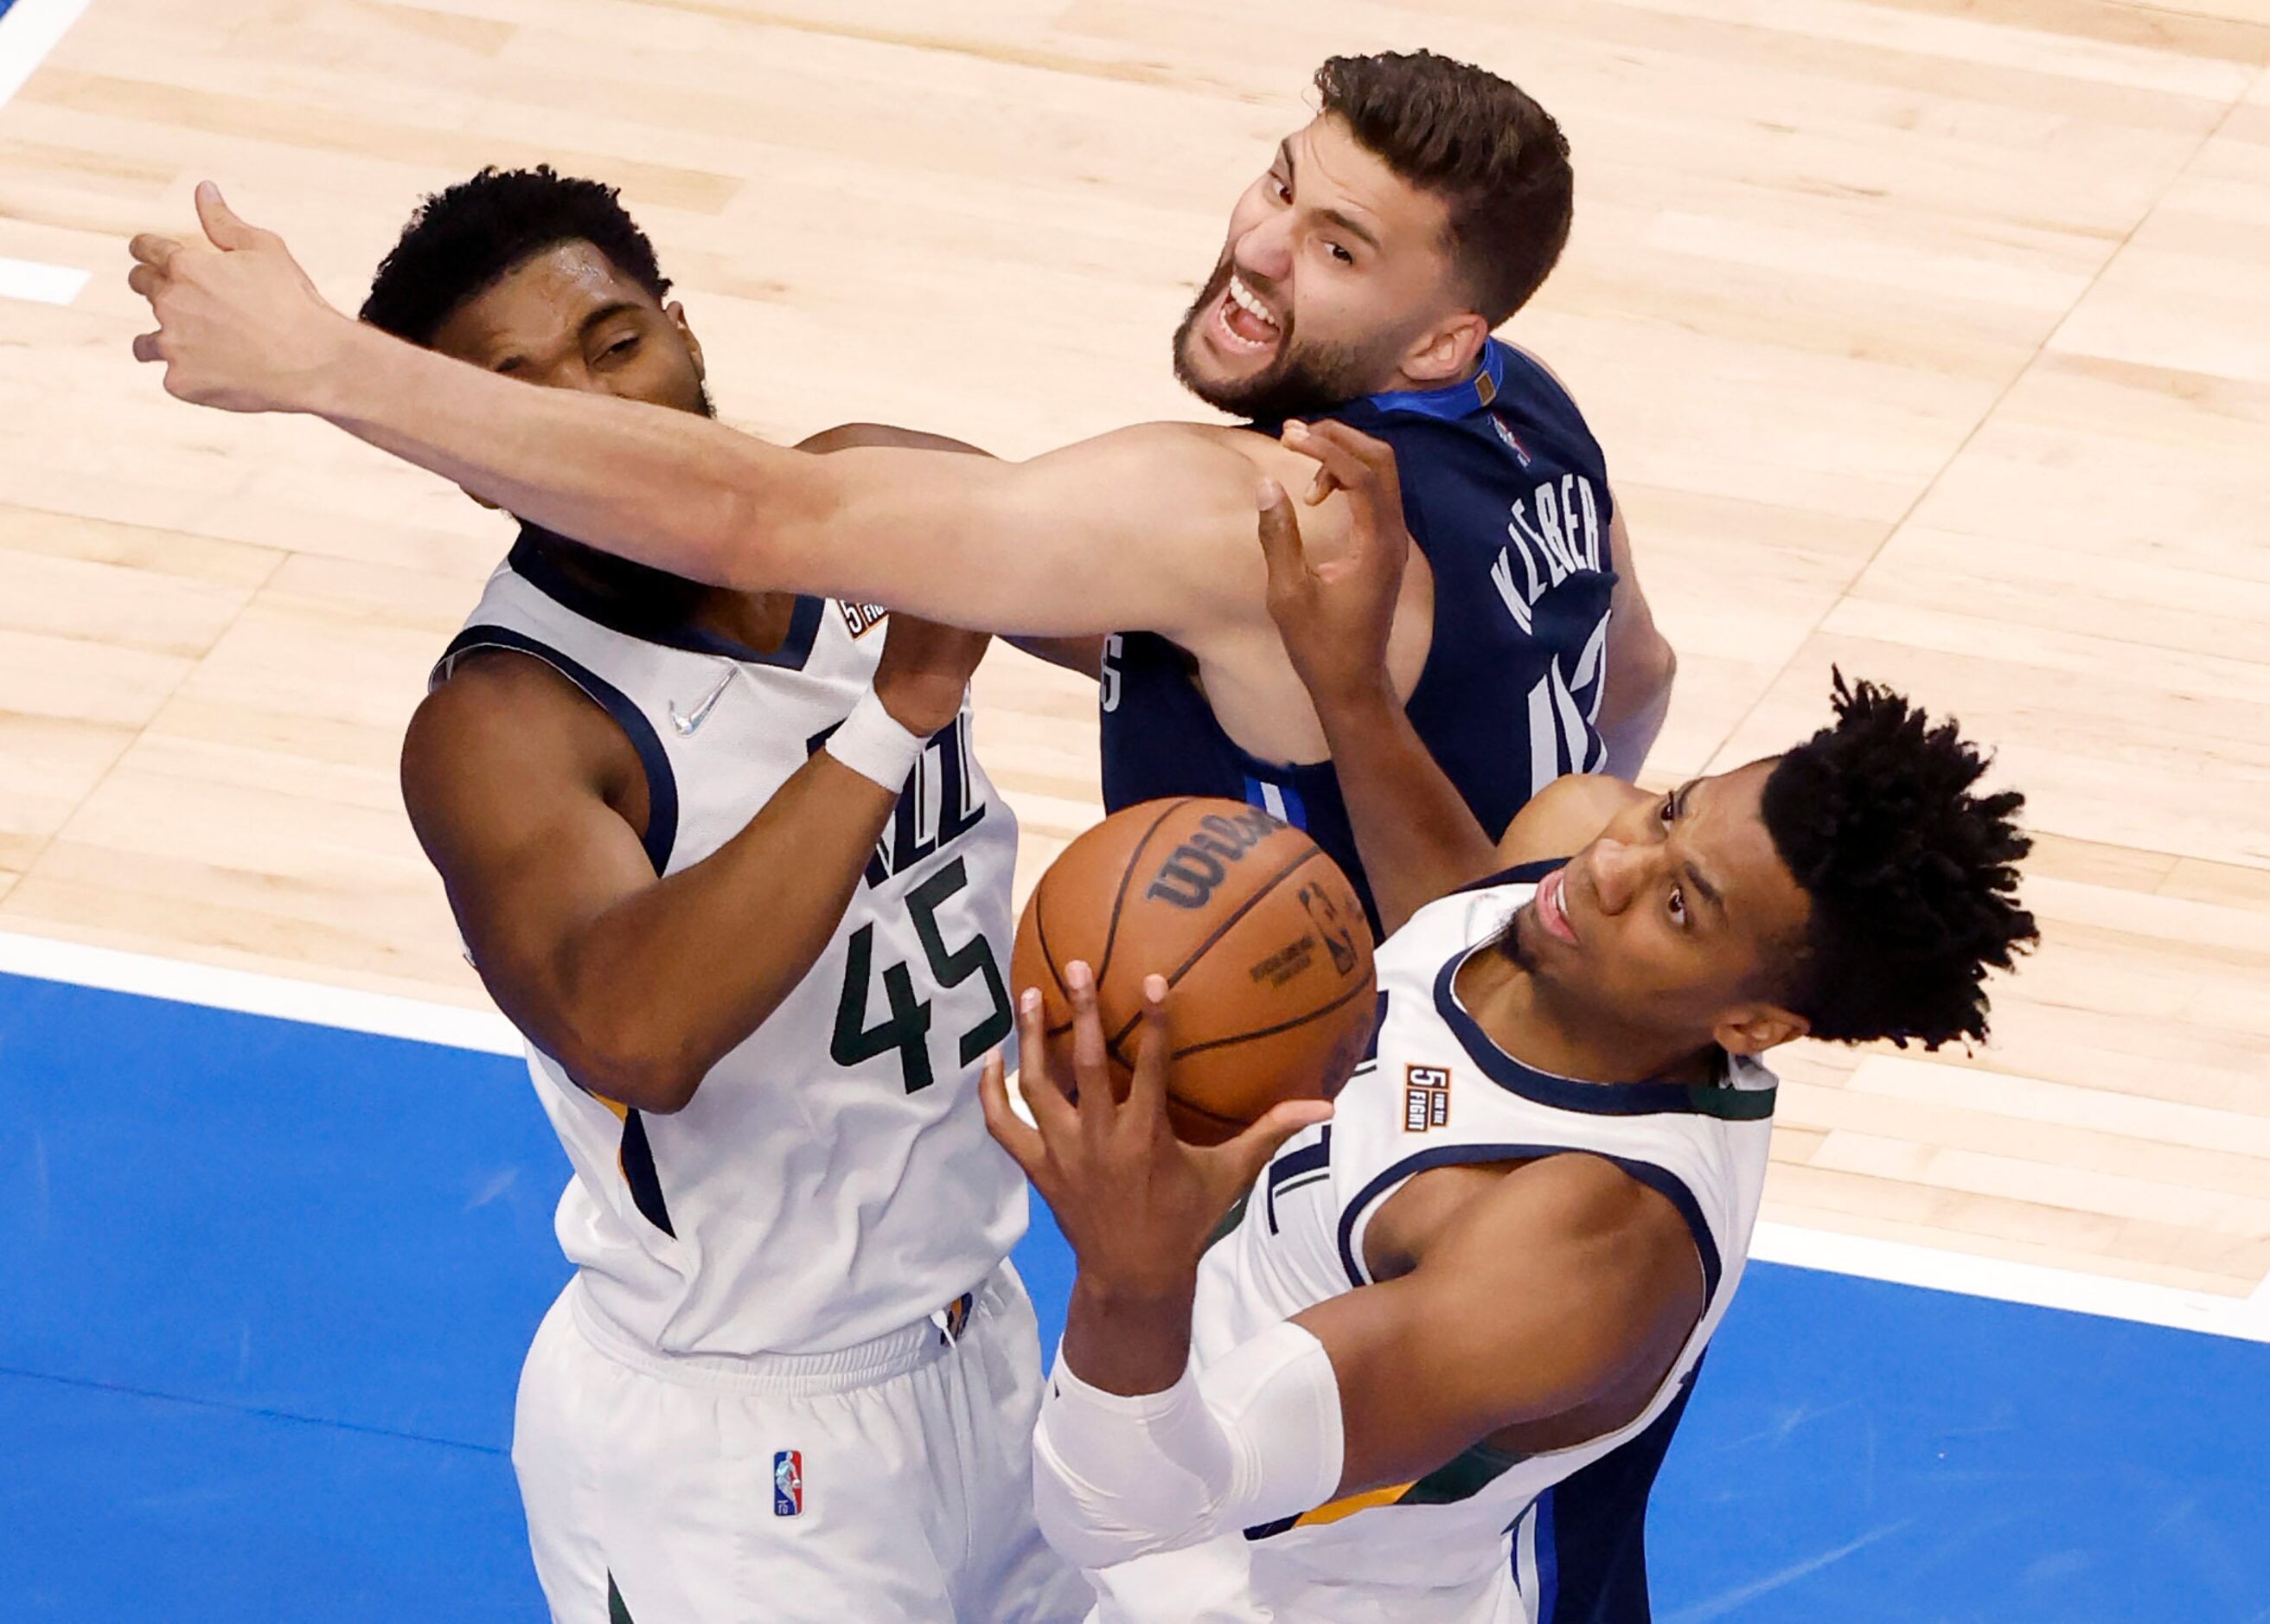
[3,926,2265,1344]
[0,0,94,304]
[1751,1221,2267,1346]
[0,930,522,1055]
[0,0,90,110]
[0,253,88,304]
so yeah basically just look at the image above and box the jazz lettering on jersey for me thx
[806,712,988,886]
[1404,1065,1451,1133]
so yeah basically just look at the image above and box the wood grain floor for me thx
[2,0,2265,1297]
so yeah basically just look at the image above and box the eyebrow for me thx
[1276,138,1383,253]
[1670,782,1729,919]
[481,299,646,371]
[579,300,646,338]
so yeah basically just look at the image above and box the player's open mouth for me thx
[1536,867,1579,947]
[1212,270,1283,355]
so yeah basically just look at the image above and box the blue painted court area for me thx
[3,972,2265,1621]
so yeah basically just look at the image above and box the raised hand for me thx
[1260,419,1413,710]
[980,960,1330,1302]
[872,612,992,738]
[127,182,353,413]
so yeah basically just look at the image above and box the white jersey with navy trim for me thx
[433,540,1026,1359]
[1111,864,1776,1621]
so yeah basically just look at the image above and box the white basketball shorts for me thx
[1084,1531,1518,1624]
[513,1260,1090,1623]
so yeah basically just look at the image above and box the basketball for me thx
[1010,796,1378,1144]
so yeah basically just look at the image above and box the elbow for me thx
[552,1016,707,1116]
[1634,630,1677,705]
[1032,1449,1187,1572]
[1602,630,1677,723]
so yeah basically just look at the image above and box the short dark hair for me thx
[360,165,671,344]
[1762,674,2037,1050]
[1314,50,1573,326]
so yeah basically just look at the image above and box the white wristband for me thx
[826,687,927,790]
[1033,1322,1345,1569]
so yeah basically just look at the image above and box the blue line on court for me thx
[3,972,2265,1621]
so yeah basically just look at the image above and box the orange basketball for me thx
[1010,796,1377,1144]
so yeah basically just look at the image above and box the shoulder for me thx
[1500,343,1576,400]
[403,648,638,831]
[1495,345,1608,472]
[1495,772,1649,866]
[415,643,608,740]
[1431,1152,1702,1301]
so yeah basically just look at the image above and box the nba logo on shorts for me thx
[773,1450,803,1517]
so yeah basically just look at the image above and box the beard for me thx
[1170,257,1377,423]
[1489,908,1538,973]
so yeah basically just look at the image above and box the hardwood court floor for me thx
[0,0,2266,1301]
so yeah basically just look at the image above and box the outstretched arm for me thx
[129,188,1267,642]
[797,420,1107,678]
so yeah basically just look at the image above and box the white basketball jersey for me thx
[433,540,1026,1358]
[1187,865,1776,1617]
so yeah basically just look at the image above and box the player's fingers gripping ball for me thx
[1010,797,1378,1144]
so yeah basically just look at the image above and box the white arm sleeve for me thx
[1032,1320,1346,1570]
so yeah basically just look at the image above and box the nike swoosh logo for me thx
[668,669,735,736]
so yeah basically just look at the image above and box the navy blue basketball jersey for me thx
[1098,340,1617,933]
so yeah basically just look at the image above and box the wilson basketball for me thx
[1010,796,1378,1144]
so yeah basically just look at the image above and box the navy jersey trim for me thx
[1334,1143,1721,1299]
[509,528,825,670]
[1532,1484,1561,1623]
[439,625,681,874]
[617,1107,676,1237]
[1529,1356,1704,1623]
[1434,946,1775,1122]
[1266,1124,1333,1235]
[1359,989,1391,1063]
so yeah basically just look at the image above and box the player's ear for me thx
[1402,313,1488,386]
[1712,1002,1806,1058]
[667,299,706,381]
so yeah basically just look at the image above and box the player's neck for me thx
[516,525,801,655]
[1457,950,1720,1087]
[1372,337,1494,400]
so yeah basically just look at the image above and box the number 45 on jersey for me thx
[809,713,1013,1095]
